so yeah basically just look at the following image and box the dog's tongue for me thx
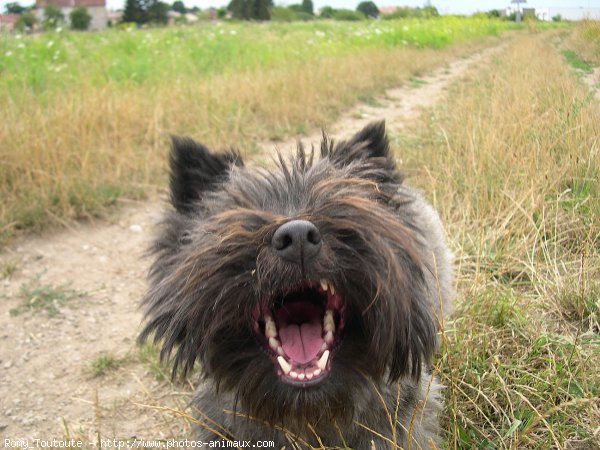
[279,322,323,363]
[276,303,324,364]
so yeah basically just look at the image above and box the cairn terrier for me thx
[140,121,453,448]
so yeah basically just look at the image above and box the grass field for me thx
[2,16,598,449]
[395,27,599,448]
[0,17,520,243]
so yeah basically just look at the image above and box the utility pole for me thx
[511,0,526,22]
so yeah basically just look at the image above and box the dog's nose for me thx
[272,220,322,264]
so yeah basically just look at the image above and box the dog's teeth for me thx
[317,350,329,370]
[306,372,313,380]
[298,373,305,380]
[277,346,285,356]
[265,317,277,338]
[290,371,298,379]
[313,368,322,377]
[324,330,334,344]
[320,279,328,292]
[320,279,335,295]
[321,342,328,352]
[324,310,335,333]
[277,356,292,375]
[269,337,279,351]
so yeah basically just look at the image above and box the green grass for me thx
[0,18,519,96]
[87,353,122,377]
[10,282,83,316]
[138,342,172,381]
[409,76,428,86]
[561,49,593,73]
[0,18,523,245]
[138,341,202,382]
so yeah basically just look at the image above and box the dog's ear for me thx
[348,120,390,159]
[327,121,390,163]
[169,136,243,213]
[328,121,401,184]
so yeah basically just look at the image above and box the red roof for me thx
[36,0,105,7]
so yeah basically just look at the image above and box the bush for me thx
[271,6,313,22]
[43,5,64,30]
[319,6,334,18]
[294,11,314,21]
[332,9,364,21]
[174,14,187,24]
[381,6,438,20]
[14,11,37,32]
[70,6,92,30]
[271,6,296,21]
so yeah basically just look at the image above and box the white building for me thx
[535,7,600,21]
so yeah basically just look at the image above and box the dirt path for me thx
[0,42,505,444]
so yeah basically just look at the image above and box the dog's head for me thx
[140,121,438,427]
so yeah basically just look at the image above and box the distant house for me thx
[378,6,397,15]
[0,13,18,30]
[185,12,199,23]
[503,5,534,19]
[106,8,122,25]
[167,9,181,24]
[35,0,108,29]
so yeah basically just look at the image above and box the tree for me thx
[227,0,244,18]
[421,5,439,17]
[227,0,271,20]
[356,1,378,18]
[171,0,186,14]
[332,9,364,20]
[122,0,144,23]
[4,2,27,14]
[147,0,169,24]
[271,6,296,21]
[300,0,313,15]
[70,6,91,30]
[43,5,64,29]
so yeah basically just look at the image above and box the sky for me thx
[2,0,600,15]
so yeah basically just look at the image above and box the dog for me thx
[139,121,454,448]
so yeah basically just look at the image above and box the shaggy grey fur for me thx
[140,121,454,448]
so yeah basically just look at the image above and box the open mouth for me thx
[253,280,345,386]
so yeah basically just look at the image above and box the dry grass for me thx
[393,30,599,448]
[0,27,495,245]
[567,20,600,65]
